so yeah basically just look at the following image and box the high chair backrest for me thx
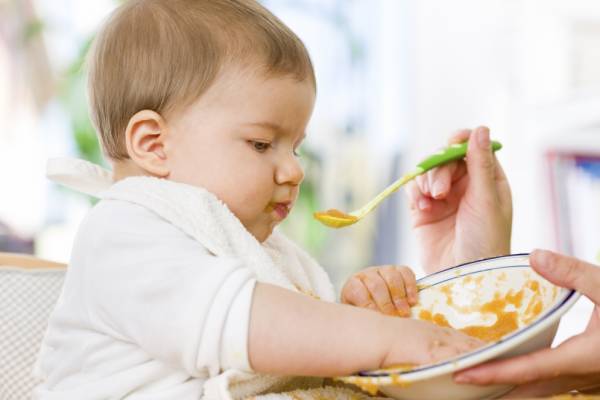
[0,252,66,400]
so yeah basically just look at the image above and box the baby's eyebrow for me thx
[243,121,284,135]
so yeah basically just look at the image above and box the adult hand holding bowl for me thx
[454,250,600,398]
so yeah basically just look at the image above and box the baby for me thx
[34,1,483,399]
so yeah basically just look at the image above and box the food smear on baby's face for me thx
[418,279,547,343]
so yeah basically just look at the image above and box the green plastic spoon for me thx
[314,140,502,228]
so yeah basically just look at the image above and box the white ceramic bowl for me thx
[340,254,580,400]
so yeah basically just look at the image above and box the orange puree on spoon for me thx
[312,209,358,228]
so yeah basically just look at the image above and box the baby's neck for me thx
[111,160,150,182]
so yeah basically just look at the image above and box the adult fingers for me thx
[416,127,471,200]
[448,128,472,145]
[421,127,466,200]
[502,376,599,399]
[454,336,592,385]
[465,126,498,205]
[530,249,600,305]
[416,174,431,197]
[406,181,432,212]
[427,163,457,199]
[456,127,511,211]
[494,157,513,215]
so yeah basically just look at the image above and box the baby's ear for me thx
[124,110,170,177]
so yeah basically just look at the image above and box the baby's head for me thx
[88,0,316,241]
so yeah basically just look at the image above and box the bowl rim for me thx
[354,253,580,383]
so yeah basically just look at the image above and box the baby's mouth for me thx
[267,202,291,220]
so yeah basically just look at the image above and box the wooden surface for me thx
[0,252,66,269]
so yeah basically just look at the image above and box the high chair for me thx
[0,252,66,400]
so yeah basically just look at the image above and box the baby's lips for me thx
[265,202,289,212]
[271,202,292,219]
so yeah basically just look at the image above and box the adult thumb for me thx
[465,126,497,203]
[530,249,600,305]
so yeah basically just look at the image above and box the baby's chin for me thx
[247,221,280,243]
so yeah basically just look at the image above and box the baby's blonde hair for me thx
[87,0,316,160]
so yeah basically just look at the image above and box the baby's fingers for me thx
[397,267,418,306]
[341,277,378,312]
[359,272,398,316]
[377,267,412,316]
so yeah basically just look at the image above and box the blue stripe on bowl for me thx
[419,264,530,289]
[357,255,576,377]
[418,253,531,282]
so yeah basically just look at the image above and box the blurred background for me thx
[1,0,600,342]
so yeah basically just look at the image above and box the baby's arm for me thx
[248,282,482,377]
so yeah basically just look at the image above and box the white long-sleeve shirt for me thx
[34,199,256,399]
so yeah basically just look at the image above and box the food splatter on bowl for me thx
[415,268,559,343]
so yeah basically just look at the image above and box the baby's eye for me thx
[250,141,271,153]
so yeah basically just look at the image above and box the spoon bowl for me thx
[312,210,359,228]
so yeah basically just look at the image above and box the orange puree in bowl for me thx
[418,280,546,342]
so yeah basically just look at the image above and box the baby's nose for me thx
[275,155,304,186]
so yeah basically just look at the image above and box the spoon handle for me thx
[355,140,502,218]
[416,140,502,173]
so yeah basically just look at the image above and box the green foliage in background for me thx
[60,37,104,167]
[23,14,102,167]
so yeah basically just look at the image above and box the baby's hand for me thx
[341,265,418,317]
[384,318,485,367]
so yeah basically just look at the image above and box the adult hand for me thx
[406,126,512,273]
[454,249,600,397]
